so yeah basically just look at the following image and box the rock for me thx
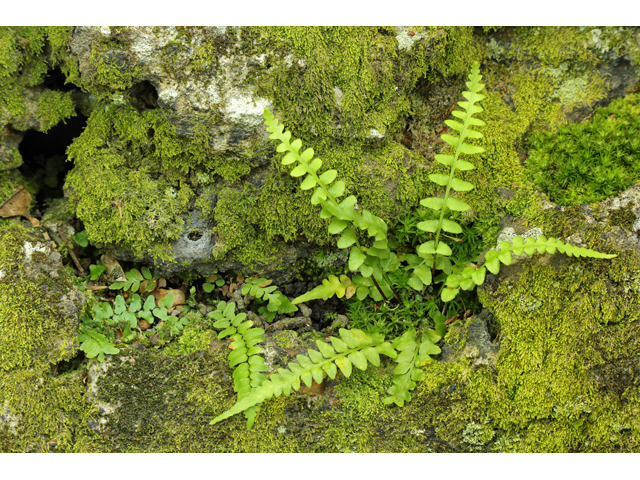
[441,310,499,369]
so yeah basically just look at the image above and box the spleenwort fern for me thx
[211,61,617,428]
[241,276,298,322]
[211,328,396,426]
[384,328,441,407]
[209,301,268,428]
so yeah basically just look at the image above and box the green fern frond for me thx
[210,328,397,426]
[441,235,618,301]
[241,276,298,321]
[383,329,441,407]
[409,61,486,293]
[78,329,120,362]
[209,301,267,428]
[264,108,391,302]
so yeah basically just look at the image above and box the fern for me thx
[78,329,120,362]
[208,301,267,428]
[210,62,617,429]
[383,329,441,407]
[211,328,396,426]
[241,276,298,322]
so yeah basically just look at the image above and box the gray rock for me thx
[441,310,499,369]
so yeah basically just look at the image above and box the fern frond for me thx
[264,108,391,302]
[410,61,486,292]
[210,328,397,426]
[441,235,618,301]
[78,329,120,362]
[383,329,441,407]
[209,301,267,428]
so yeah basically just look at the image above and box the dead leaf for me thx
[0,187,39,226]
[345,286,356,299]
[153,288,186,311]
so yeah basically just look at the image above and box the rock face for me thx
[2,26,640,452]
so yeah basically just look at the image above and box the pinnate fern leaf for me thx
[383,329,441,407]
[210,328,396,426]
[209,301,267,428]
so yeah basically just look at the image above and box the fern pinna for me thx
[210,62,616,428]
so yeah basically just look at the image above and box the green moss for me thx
[526,93,640,206]
[37,90,76,133]
[0,27,74,125]
[0,223,80,372]
[608,201,636,230]
[0,367,102,452]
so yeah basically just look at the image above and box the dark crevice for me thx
[42,67,76,92]
[130,80,159,111]
[18,113,87,208]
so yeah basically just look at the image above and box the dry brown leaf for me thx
[345,286,356,299]
[0,187,32,219]
[236,274,244,283]
[0,187,39,226]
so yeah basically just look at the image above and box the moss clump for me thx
[526,93,640,206]
[0,367,102,452]
[0,223,81,372]
[37,90,76,133]
[0,27,74,125]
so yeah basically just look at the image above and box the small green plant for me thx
[73,229,88,247]
[242,276,298,322]
[78,329,120,361]
[211,61,617,429]
[526,92,640,206]
[109,267,154,292]
[79,291,189,361]
[202,273,226,293]
[88,263,106,281]
[209,301,267,428]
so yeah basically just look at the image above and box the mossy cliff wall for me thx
[1,26,640,452]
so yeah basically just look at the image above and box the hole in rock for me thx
[43,67,76,92]
[130,80,159,111]
[18,112,88,208]
[188,230,203,241]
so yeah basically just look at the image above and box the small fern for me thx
[209,301,267,428]
[211,328,396,426]
[384,329,441,407]
[78,329,120,362]
[241,276,298,322]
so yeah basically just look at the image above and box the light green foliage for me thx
[80,290,189,362]
[88,264,106,281]
[209,301,267,428]
[211,328,396,427]
[384,328,441,407]
[211,62,619,430]
[526,93,640,206]
[109,267,153,292]
[78,329,120,361]
[73,230,88,247]
[268,62,616,305]
[241,276,297,322]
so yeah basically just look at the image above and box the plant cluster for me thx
[211,62,617,428]
[526,92,640,206]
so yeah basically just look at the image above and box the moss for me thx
[0,367,102,452]
[0,223,80,371]
[608,201,637,230]
[37,90,76,133]
[0,27,74,125]
[525,93,640,206]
